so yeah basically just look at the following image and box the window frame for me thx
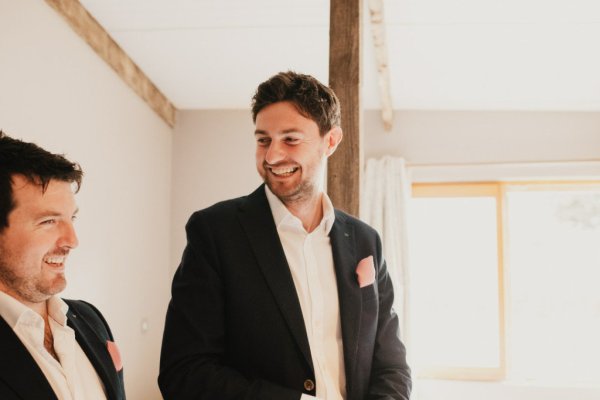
[410,180,600,381]
[411,182,506,381]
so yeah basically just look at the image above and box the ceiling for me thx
[79,0,600,111]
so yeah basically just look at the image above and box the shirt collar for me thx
[47,296,69,326]
[0,291,69,329]
[264,185,335,234]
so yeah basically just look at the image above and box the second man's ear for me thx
[325,126,343,157]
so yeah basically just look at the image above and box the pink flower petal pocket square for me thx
[356,255,376,288]
[106,340,123,371]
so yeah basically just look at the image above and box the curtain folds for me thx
[360,156,412,342]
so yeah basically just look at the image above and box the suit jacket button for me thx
[304,379,315,391]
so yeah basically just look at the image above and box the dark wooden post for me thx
[328,0,362,217]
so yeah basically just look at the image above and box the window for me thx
[408,181,600,385]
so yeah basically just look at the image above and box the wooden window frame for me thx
[411,180,600,381]
[411,182,506,381]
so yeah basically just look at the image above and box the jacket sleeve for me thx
[158,212,302,400]
[366,234,412,400]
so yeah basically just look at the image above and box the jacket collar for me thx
[238,185,314,371]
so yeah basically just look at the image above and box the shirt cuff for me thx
[301,394,319,400]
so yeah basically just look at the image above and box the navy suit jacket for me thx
[0,299,125,400]
[159,185,411,399]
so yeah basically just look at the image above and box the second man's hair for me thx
[251,71,341,135]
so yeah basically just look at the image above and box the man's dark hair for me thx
[0,131,83,231]
[251,71,341,135]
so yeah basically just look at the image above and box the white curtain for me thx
[360,156,412,341]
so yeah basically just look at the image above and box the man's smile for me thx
[43,254,67,268]
[267,165,299,177]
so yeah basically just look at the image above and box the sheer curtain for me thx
[360,156,412,342]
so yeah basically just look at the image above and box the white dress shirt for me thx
[0,291,107,400]
[265,186,346,400]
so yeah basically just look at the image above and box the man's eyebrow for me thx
[254,129,302,135]
[32,207,79,220]
[281,129,302,134]
[31,210,62,220]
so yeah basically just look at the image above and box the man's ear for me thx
[325,126,343,157]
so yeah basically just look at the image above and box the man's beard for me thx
[0,257,65,303]
[265,177,315,205]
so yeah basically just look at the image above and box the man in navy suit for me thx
[159,71,411,399]
[0,132,125,400]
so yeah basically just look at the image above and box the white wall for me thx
[0,1,172,399]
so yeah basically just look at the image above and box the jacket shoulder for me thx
[334,208,379,237]
[187,186,266,226]
[192,195,247,218]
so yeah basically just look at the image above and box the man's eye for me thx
[284,137,300,144]
[41,219,56,225]
[256,138,270,145]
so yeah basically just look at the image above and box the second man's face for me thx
[254,101,336,206]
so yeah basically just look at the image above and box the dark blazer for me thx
[159,185,411,400]
[0,299,126,400]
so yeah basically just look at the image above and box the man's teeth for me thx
[271,167,298,175]
[44,256,65,265]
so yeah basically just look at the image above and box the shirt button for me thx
[304,379,315,391]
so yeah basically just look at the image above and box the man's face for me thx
[0,175,79,305]
[255,101,341,206]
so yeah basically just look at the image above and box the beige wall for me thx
[170,110,261,271]
[364,110,600,164]
[0,1,172,399]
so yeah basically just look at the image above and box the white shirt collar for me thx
[47,296,69,326]
[0,291,69,329]
[264,185,335,234]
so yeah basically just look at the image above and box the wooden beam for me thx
[328,0,362,217]
[45,0,176,128]
[368,0,393,131]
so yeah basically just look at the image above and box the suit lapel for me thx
[66,309,119,400]
[0,317,57,400]
[330,212,361,392]
[237,186,313,371]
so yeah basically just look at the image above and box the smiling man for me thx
[0,132,125,400]
[159,71,411,400]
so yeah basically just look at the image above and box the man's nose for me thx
[265,141,286,165]
[58,221,79,249]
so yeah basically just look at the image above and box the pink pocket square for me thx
[356,255,376,288]
[106,340,123,371]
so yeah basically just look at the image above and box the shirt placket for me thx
[304,231,330,399]
[21,315,72,399]
[52,320,78,400]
